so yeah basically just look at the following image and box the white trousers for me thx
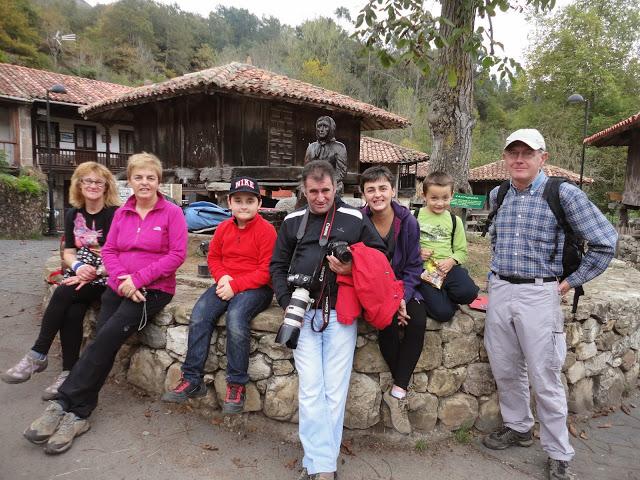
[485,275,575,461]
[293,309,357,474]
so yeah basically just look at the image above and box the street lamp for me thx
[45,83,67,235]
[567,93,590,190]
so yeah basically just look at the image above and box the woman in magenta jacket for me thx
[24,152,187,455]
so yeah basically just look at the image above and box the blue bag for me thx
[184,201,231,232]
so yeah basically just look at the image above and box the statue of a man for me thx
[304,116,348,194]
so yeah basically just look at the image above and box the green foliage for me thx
[414,439,428,452]
[453,420,474,444]
[0,172,44,196]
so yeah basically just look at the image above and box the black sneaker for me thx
[161,378,206,404]
[222,383,246,414]
[482,426,533,450]
[547,458,575,480]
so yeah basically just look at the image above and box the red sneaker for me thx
[222,383,246,414]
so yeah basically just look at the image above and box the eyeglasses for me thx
[504,149,542,160]
[81,178,106,188]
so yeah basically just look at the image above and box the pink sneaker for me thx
[42,371,70,400]
[1,352,48,384]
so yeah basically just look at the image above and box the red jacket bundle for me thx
[207,214,277,294]
[335,242,404,329]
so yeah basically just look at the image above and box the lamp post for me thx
[45,83,67,235]
[567,93,590,190]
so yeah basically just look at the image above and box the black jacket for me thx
[269,199,386,309]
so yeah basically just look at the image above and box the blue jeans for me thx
[182,285,273,385]
[294,309,357,475]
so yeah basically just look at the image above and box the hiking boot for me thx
[382,389,411,434]
[482,426,533,450]
[161,378,207,404]
[23,401,65,445]
[547,458,575,480]
[44,412,90,455]
[1,352,48,384]
[42,370,70,401]
[222,383,246,414]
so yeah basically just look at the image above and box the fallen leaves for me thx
[284,458,297,470]
[621,404,631,415]
[340,439,355,456]
[200,443,219,451]
[568,424,578,438]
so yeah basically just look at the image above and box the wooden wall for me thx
[623,130,640,207]
[131,93,361,175]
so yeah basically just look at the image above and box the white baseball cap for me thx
[504,129,546,151]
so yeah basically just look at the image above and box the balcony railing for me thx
[36,147,131,171]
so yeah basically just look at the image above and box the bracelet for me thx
[72,261,84,273]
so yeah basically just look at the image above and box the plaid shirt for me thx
[489,171,617,287]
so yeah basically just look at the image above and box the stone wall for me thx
[44,258,640,435]
[617,234,640,270]
[0,182,45,238]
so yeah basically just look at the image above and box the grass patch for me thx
[414,439,428,452]
[453,421,474,444]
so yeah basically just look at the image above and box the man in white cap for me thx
[482,129,617,480]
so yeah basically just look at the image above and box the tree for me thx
[355,0,554,191]
[0,0,48,66]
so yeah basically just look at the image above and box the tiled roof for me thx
[81,63,409,130]
[584,112,640,147]
[360,136,429,164]
[467,160,594,184]
[0,63,133,105]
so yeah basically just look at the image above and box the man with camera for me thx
[270,160,385,480]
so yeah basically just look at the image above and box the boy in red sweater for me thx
[162,177,276,413]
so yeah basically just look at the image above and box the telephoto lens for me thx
[275,287,313,349]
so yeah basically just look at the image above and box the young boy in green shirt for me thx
[417,171,479,322]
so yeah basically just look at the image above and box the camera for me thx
[327,241,352,263]
[275,274,314,349]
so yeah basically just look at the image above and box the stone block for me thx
[379,372,393,393]
[442,335,479,368]
[415,332,443,372]
[624,364,639,387]
[170,303,190,325]
[127,347,173,395]
[474,394,503,433]
[565,323,582,347]
[272,359,295,376]
[353,342,389,373]
[356,336,367,348]
[263,374,298,421]
[566,361,585,384]
[248,353,272,381]
[458,305,485,334]
[479,343,489,362]
[440,313,475,342]
[249,308,282,333]
[426,317,444,331]
[584,352,612,377]
[344,372,381,429]
[438,393,478,430]
[164,362,183,392]
[621,350,637,372]
[563,351,576,372]
[612,336,631,358]
[462,363,496,396]
[408,392,438,431]
[412,372,429,393]
[166,325,190,359]
[581,318,600,343]
[427,367,466,397]
[575,342,597,361]
[593,368,625,408]
[139,323,167,349]
[203,346,219,373]
[567,377,594,413]
[257,334,293,360]
[596,331,619,352]
[152,309,174,326]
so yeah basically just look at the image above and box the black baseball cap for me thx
[229,176,261,197]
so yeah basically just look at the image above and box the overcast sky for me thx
[86,0,572,65]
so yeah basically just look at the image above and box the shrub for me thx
[0,172,44,196]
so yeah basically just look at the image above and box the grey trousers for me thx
[485,274,575,461]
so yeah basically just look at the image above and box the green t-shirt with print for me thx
[417,208,468,265]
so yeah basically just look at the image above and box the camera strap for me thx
[311,204,337,333]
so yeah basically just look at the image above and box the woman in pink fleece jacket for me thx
[24,152,187,455]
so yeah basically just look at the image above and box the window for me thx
[75,125,96,150]
[0,107,16,165]
[119,130,134,154]
[37,121,60,148]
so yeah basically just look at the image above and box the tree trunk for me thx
[427,0,476,193]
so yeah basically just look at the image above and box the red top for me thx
[207,213,277,294]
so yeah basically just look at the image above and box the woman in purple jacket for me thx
[361,166,425,435]
[24,152,188,455]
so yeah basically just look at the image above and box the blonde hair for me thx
[127,152,163,182]
[69,161,120,208]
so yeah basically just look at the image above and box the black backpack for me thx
[482,177,585,313]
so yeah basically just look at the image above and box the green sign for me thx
[450,193,486,209]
